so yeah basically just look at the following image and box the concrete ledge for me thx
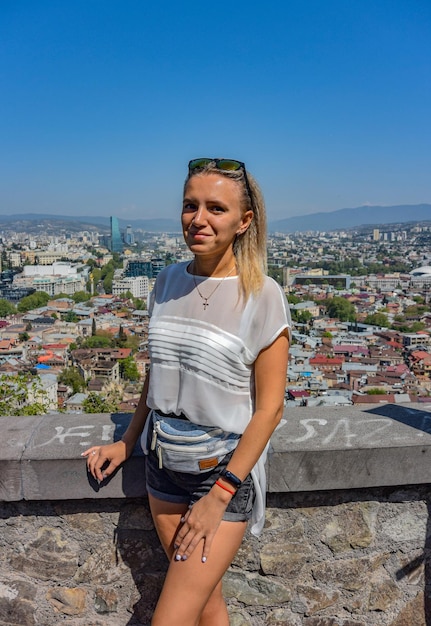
[1,402,431,501]
[269,402,431,491]
[0,412,145,501]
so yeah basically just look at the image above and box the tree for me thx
[297,310,312,325]
[53,293,70,300]
[287,294,300,305]
[132,297,146,310]
[0,299,16,317]
[0,373,50,416]
[65,311,79,323]
[364,312,390,328]
[58,367,86,394]
[367,388,388,395]
[324,297,356,322]
[119,355,140,381]
[123,334,140,352]
[81,334,112,348]
[116,325,127,347]
[72,291,91,303]
[410,322,426,332]
[103,274,113,294]
[83,392,117,414]
[17,291,50,313]
[267,267,283,285]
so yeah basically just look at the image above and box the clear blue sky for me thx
[1,0,430,222]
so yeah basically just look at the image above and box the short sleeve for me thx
[242,278,292,358]
[148,280,156,317]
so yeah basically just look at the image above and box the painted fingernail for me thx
[181,555,187,561]
[175,554,181,561]
[202,556,207,563]
[180,516,185,523]
[174,543,179,549]
[102,473,107,479]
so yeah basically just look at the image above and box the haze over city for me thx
[1,0,430,222]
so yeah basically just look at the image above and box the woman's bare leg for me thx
[148,493,246,626]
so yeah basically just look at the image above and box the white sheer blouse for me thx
[145,262,291,534]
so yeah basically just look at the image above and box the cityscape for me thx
[0,215,430,416]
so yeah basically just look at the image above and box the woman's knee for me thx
[198,582,229,626]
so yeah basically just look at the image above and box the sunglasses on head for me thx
[188,158,253,209]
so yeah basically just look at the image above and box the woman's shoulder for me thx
[253,276,290,319]
[260,275,286,298]
[155,262,188,282]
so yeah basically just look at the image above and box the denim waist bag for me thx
[150,411,240,474]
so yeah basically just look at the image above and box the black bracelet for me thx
[220,469,242,489]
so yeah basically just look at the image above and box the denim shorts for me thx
[145,440,255,522]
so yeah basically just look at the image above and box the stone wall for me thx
[2,404,431,625]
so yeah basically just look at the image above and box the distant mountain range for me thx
[0,214,181,234]
[0,204,429,234]
[270,203,431,232]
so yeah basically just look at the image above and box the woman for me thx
[83,158,291,625]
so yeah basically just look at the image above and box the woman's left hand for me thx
[173,489,230,563]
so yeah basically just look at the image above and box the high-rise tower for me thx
[125,225,135,246]
[110,216,123,253]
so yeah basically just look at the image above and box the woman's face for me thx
[182,173,253,262]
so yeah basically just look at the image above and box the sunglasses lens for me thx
[189,158,212,170]
[216,160,243,172]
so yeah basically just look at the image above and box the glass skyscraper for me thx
[110,216,123,253]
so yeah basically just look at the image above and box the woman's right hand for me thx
[81,440,129,482]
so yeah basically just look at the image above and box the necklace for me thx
[192,265,236,310]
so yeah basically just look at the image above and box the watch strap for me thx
[220,469,242,489]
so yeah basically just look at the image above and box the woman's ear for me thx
[237,210,253,235]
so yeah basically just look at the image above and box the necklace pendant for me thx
[192,263,236,312]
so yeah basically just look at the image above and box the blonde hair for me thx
[184,161,267,301]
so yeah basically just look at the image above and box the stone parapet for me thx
[1,402,431,624]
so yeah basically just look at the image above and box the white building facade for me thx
[112,275,149,299]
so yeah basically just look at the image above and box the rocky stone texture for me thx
[1,487,431,624]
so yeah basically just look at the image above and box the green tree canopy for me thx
[103,274,113,294]
[58,367,86,394]
[0,298,16,317]
[0,373,50,416]
[83,392,118,413]
[324,296,356,322]
[267,267,283,285]
[115,325,128,347]
[364,312,390,328]
[72,291,91,303]
[81,334,112,348]
[287,294,300,305]
[297,310,312,324]
[65,311,79,323]
[52,293,71,300]
[17,291,50,313]
[119,355,140,381]
[132,297,146,310]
